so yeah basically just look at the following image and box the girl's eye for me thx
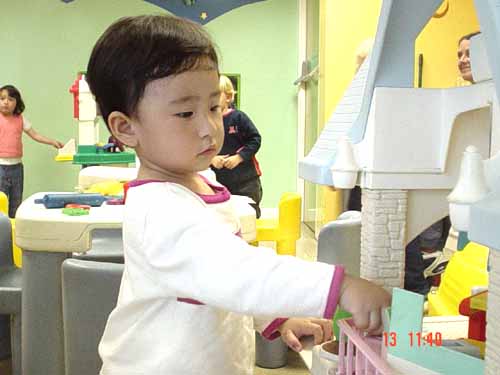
[211,105,221,112]
[176,112,193,119]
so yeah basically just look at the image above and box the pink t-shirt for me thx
[0,113,31,163]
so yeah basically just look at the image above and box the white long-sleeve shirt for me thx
[99,180,344,375]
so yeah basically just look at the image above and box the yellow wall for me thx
[320,0,382,125]
[415,0,480,88]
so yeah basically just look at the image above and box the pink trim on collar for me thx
[197,175,230,203]
[126,176,230,204]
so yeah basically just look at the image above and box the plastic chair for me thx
[255,192,301,256]
[0,213,22,375]
[62,258,124,375]
[317,210,361,277]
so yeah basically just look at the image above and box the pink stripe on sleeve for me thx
[177,298,204,305]
[261,318,288,340]
[323,265,345,319]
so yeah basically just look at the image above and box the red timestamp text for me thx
[383,331,443,347]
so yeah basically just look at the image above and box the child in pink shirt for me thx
[0,85,63,217]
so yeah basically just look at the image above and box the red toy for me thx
[459,291,487,342]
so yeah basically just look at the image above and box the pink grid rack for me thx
[336,318,395,375]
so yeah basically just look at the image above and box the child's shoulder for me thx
[127,181,204,209]
[225,109,252,125]
[125,181,215,229]
[0,113,22,121]
[134,180,200,194]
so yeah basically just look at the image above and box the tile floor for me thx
[0,224,319,375]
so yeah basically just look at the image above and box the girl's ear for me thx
[107,111,138,148]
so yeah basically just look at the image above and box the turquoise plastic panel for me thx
[388,288,484,375]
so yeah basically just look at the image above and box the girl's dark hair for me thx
[0,85,25,115]
[458,31,481,45]
[86,14,219,128]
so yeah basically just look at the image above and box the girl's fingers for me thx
[308,319,333,343]
[367,310,382,334]
[282,330,302,352]
[319,320,333,342]
[310,323,324,345]
[352,312,370,331]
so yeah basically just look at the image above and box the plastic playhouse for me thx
[312,289,484,375]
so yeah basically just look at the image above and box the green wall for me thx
[0,0,298,207]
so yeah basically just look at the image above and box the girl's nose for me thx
[198,117,217,138]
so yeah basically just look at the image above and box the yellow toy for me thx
[428,241,489,316]
[0,192,7,215]
[255,192,301,256]
[84,181,124,196]
[0,192,22,267]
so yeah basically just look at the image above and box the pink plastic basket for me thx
[336,318,395,375]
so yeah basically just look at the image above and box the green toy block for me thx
[72,145,135,165]
[333,308,352,339]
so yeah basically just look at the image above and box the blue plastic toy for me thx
[34,193,110,209]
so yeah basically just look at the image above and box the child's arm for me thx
[257,276,391,351]
[135,188,390,331]
[136,192,342,319]
[221,154,243,169]
[253,276,390,349]
[25,128,63,148]
[211,155,228,169]
[338,274,391,335]
[233,111,261,161]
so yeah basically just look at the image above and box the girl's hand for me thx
[338,274,392,335]
[278,318,332,352]
[211,155,227,169]
[223,154,243,169]
[52,140,64,149]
